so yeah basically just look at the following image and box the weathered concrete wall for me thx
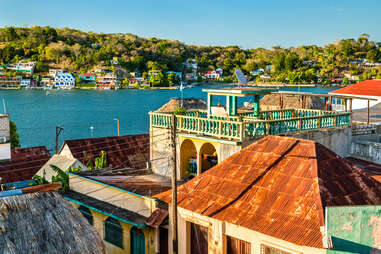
[150,126,172,178]
[291,127,352,157]
[326,206,381,254]
[351,141,381,164]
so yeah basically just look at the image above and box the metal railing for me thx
[149,109,351,141]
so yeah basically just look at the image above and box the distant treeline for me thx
[0,26,381,83]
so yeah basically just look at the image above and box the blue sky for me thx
[0,0,380,48]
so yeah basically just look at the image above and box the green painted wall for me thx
[326,206,381,254]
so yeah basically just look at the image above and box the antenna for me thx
[234,69,247,86]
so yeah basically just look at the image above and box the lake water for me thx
[0,85,336,153]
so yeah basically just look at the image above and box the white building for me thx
[7,62,35,75]
[54,72,75,89]
[329,79,381,110]
[20,79,31,87]
[49,69,63,77]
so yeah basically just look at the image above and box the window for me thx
[105,217,123,248]
[78,205,93,225]
[261,244,292,254]
[190,222,208,254]
[227,235,251,254]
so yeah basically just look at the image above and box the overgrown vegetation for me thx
[9,120,20,149]
[1,26,381,83]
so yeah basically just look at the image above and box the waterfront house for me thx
[20,78,31,87]
[329,79,381,110]
[155,135,381,254]
[166,71,182,80]
[0,76,20,88]
[49,68,63,77]
[96,74,118,89]
[0,182,106,253]
[6,62,35,75]
[205,70,222,80]
[80,73,97,83]
[54,72,75,89]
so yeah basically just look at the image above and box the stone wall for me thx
[351,140,381,164]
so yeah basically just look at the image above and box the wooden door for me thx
[190,223,208,254]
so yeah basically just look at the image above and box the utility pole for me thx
[113,118,120,136]
[55,126,64,154]
[171,114,178,254]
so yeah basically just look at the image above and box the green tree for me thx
[343,76,349,85]
[167,72,179,86]
[10,120,20,149]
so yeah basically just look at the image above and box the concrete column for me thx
[207,93,213,118]
[232,96,237,116]
[253,95,260,117]
[197,151,202,175]
[226,95,231,116]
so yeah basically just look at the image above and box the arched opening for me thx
[104,217,123,249]
[78,205,93,225]
[180,139,197,179]
[199,143,218,173]
[131,226,145,254]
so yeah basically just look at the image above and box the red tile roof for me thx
[62,134,149,170]
[80,73,95,76]
[0,146,50,183]
[330,80,381,97]
[155,136,381,248]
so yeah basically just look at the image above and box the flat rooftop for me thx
[202,87,277,96]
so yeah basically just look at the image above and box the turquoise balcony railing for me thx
[149,108,351,141]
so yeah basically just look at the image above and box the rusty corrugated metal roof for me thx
[330,80,381,97]
[63,134,149,170]
[145,208,168,227]
[0,146,50,183]
[155,136,381,249]
[345,157,381,183]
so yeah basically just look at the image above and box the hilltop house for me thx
[54,72,75,89]
[155,135,381,254]
[49,68,63,77]
[6,62,35,75]
[20,78,31,87]
[205,69,222,80]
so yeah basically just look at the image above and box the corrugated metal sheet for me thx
[345,157,381,183]
[155,135,381,249]
[63,134,149,170]
[330,80,381,97]
[0,146,50,183]
[145,208,168,227]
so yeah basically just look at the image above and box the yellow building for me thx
[155,136,381,254]
[63,170,171,254]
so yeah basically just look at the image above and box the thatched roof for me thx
[0,191,106,254]
[155,98,207,112]
[260,94,324,111]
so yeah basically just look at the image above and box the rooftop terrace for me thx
[150,88,352,142]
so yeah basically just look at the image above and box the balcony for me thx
[149,108,351,142]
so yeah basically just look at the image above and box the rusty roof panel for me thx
[63,134,149,170]
[145,208,168,227]
[0,146,50,183]
[154,135,381,249]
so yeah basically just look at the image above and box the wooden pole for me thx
[55,126,64,154]
[113,119,120,136]
[349,99,352,112]
[171,114,178,254]
[367,100,370,125]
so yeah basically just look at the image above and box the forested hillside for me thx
[1,26,381,83]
